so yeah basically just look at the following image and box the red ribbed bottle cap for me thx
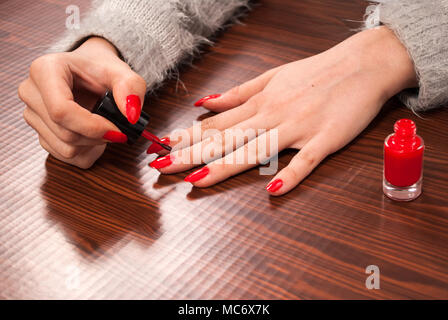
[394,119,416,138]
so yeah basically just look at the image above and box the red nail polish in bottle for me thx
[383,119,424,201]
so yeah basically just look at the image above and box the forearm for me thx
[51,0,249,89]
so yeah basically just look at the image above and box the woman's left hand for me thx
[149,26,417,195]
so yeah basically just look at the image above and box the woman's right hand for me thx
[18,37,147,168]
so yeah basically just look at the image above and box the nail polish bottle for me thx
[383,119,424,201]
[93,91,171,151]
[93,91,149,144]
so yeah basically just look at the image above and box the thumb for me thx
[109,63,147,124]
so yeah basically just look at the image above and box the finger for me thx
[195,66,282,112]
[159,94,266,155]
[151,116,267,174]
[69,49,146,123]
[265,135,330,196]
[29,54,119,139]
[66,48,147,124]
[183,126,293,188]
[39,134,106,169]
[23,107,83,159]
[19,78,105,146]
[109,64,146,124]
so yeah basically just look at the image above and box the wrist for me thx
[75,36,119,57]
[341,27,417,102]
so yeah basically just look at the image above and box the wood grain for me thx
[1,0,447,299]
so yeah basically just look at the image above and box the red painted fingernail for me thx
[266,179,283,192]
[146,137,170,154]
[194,94,221,107]
[126,95,141,124]
[184,166,210,183]
[149,155,173,169]
[103,131,127,143]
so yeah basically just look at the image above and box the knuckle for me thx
[201,116,216,132]
[83,121,102,139]
[282,166,300,181]
[77,161,93,170]
[228,85,242,103]
[300,150,319,167]
[22,108,31,125]
[76,156,97,169]
[30,55,48,76]
[204,135,225,159]
[38,136,50,153]
[17,81,28,102]
[247,146,259,163]
[247,92,265,111]
[58,129,79,144]
[48,104,66,123]
[31,53,60,71]
[59,144,79,159]
[29,57,42,75]
[123,73,146,92]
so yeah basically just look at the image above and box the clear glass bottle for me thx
[383,119,424,201]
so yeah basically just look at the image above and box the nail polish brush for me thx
[93,91,171,151]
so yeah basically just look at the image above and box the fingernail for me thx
[149,155,173,169]
[146,137,170,154]
[126,94,141,124]
[103,131,127,143]
[194,94,221,107]
[266,179,283,192]
[184,166,210,183]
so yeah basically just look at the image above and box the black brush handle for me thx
[92,91,149,145]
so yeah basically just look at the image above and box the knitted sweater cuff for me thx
[50,0,248,90]
[365,0,448,111]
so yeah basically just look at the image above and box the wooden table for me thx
[1,0,447,299]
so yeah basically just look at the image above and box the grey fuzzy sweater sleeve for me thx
[365,0,448,111]
[51,0,249,89]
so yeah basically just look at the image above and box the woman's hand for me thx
[18,37,146,168]
[149,26,417,195]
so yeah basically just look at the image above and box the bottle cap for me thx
[394,119,416,138]
[93,91,149,144]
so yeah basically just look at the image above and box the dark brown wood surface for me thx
[1,0,447,299]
